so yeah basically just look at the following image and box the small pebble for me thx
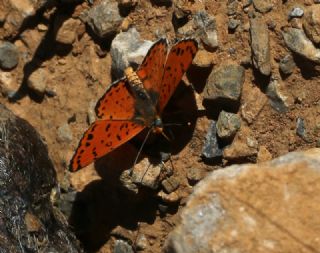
[228,19,240,31]
[135,234,149,251]
[161,176,179,193]
[186,168,203,185]
[114,239,134,253]
[279,54,296,75]
[289,7,304,19]
[57,123,73,143]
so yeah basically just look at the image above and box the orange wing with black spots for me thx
[158,39,198,112]
[69,120,145,172]
[136,38,168,105]
[95,78,136,120]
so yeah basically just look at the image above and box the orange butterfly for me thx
[69,38,198,172]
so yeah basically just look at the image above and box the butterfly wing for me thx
[95,78,136,120]
[136,38,168,105]
[158,39,198,112]
[69,120,145,172]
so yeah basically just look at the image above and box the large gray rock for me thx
[250,17,271,76]
[203,64,245,106]
[282,27,320,64]
[110,28,153,79]
[0,104,81,252]
[86,0,123,38]
[165,148,320,253]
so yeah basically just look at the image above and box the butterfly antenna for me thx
[132,127,153,173]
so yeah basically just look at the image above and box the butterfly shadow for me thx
[68,81,198,251]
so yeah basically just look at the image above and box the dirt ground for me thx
[1,0,320,252]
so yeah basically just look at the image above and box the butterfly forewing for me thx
[95,79,136,120]
[158,39,198,112]
[136,38,168,105]
[70,120,145,171]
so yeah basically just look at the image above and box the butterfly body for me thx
[70,38,198,172]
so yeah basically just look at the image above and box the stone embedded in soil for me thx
[114,239,134,253]
[131,158,163,190]
[158,190,180,203]
[161,175,180,193]
[282,27,320,64]
[257,145,272,162]
[266,77,292,113]
[0,104,81,252]
[119,170,139,194]
[252,0,273,13]
[135,233,149,250]
[296,117,311,142]
[0,42,19,70]
[173,0,192,19]
[177,11,218,51]
[279,54,296,75]
[86,0,123,38]
[27,68,47,95]
[289,7,304,19]
[303,5,320,44]
[110,28,153,79]
[223,126,258,161]
[187,168,204,185]
[227,0,238,16]
[57,123,73,143]
[250,17,271,76]
[241,85,267,124]
[0,0,46,38]
[164,149,320,253]
[55,17,81,45]
[228,18,241,31]
[201,121,223,160]
[216,111,241,140]
[203,64,245,105]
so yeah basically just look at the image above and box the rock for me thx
[27,68,47,95]
[110,28,153,79]
[216,111,241,140]
[203,64,245,105]
[289,7,304,19]
[135,234,149,250]
[192,49,214,68]
[177,11,218,51]
[164,149,320,253]
[257,145,272,162]
[173,0,192,19]
[303,6,320,44]
[114,239,134,253]
[252,0,273,13]
[0,71,18,97]
[0,104,81,252]
[241,85,267,124]
[250,17,271,76]
[296,117,311,142]
[186,168,204,185]
[131,158,163,190]
[282,27,320,64]
[0,0,48,38]
[57,123,73,143]
[158,191,180,203]
[119,170,139,194]
[86,0,123,38]
[201,121,223,160]
[279,54,296,75]
[161,176,180,193]
[227,0,238,16]
[315,0,320,3]
[223,126,258,161]
[0,42,19,70]
[266,77,292,113]
[228,18,241,32]
[55,17,81,45]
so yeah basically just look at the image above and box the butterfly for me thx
[69,38,198,172]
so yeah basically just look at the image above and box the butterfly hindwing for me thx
[136,38,168,105]
[69,120,145,171]
[95,78,136,120]
[158,39,198,112]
